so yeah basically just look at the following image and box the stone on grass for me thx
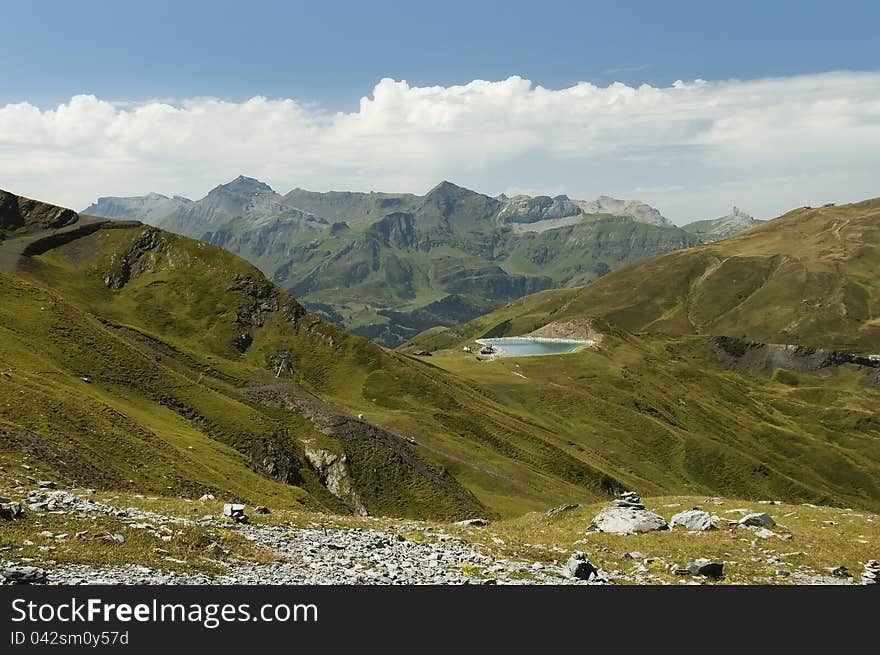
[0,502,23,521]
[685,559,724,579]
[739,512,775,527]
[253,505,271,515]
[670,509,714,531]
[587,506,668,535]
[222,503,248,524]
[753,527,777,539]
[546,503,579,518]
[563,552,598,580]
[455,518,489,527]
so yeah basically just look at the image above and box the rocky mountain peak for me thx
[209,175,275,198]
[425,180,473,199]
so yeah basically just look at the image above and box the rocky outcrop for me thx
[1,189,78,234]
[301,441,367,515]
[102,227,169,289]
[498,195,583,224]
[709,337,880,374]
[227,274,306,328]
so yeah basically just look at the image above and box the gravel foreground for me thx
[1,490,597,585]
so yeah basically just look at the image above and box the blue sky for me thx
[3,0,877,109]
[1,0,879,222]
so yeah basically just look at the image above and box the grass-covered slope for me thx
[411,199,880,354]
[4,190,658,518]
[1,191,500,519]
[7,190,880,519]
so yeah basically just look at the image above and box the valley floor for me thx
[2,481,877,585]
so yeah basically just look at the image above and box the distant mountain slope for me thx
[84,193,192,225]
[408,199,880,354]
[683,207,763,243]
[86,179,708,346]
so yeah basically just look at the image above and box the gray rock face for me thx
[862,560,879,585]
[3,566,47,585]
[575,195,671,226]
[83,192,192,226]
[740,512,775,527]
[587,506,668,535]
[498,195,584,224]
[302,443,367,515]
[685,559,724,579]
[670,509,714,531]
[563,552,598,580]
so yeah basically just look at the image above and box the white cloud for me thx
[1,71,879,223]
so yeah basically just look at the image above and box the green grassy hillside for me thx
[6,190,880,521]
[410,199,880,354]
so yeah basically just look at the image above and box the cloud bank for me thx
[1,71,879,222]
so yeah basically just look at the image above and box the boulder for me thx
[563,552,598,580]
[2,566,47,585]
[455,518,489,527]
[670,509,714,531]
[222,503,248,523]
[253,505,271,515]
[0,501,23,521]
[198,493,216,501]
[686,559,724,579]
[753,527,777,539]
[37,481,56,489]
[546,503,579,518]
[739,512,775,527]
[587,506,668,535]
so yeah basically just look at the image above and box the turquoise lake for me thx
[476,338,589,357]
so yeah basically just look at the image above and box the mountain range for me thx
[85,178,758,346]
[3,187,880,522]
